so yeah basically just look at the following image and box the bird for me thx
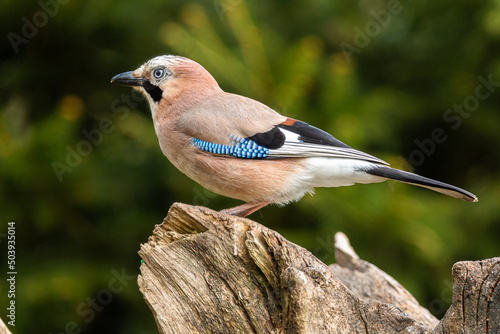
[111,55,478,217]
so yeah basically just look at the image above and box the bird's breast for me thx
[157,133,309,203]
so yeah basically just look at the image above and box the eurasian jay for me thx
[111,55,478,217]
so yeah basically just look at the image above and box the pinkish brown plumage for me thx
[111,55,477,216]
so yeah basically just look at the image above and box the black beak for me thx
[111,71,144,86]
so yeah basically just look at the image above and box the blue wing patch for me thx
[192,137,269,159]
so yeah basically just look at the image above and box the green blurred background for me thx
[1,0,499,332]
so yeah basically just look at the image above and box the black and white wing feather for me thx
[190,117,477,202]
[259,119,388,165]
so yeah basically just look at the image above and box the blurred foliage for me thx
[1,0,500,332]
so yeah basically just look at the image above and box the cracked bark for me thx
[137,203,500,333]
[0,317,12,334]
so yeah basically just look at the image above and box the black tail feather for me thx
[366,166,478,202]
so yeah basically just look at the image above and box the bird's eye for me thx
[153,68,166,80]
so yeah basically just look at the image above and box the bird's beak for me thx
[110,71,144,87]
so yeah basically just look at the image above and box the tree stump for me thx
[137,203,500,333]
[0,317,12,334]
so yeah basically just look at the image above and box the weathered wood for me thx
[0,317,12,334]
[138,203,500,333]
[432,257,500,333]
[329,232,439,328]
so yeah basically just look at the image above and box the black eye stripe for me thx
[142,80,163,102]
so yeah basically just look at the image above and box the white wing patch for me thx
[267,129,389,165]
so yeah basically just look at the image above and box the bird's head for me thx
[111,55,221,117]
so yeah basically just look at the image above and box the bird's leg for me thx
[219,201,273,217]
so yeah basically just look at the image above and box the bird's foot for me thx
[219,201,272,217]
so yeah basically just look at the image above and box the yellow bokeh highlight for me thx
[181,3,208,29]
[483,2,500,35]
[57,95,84,121]
[329,52,355,76]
